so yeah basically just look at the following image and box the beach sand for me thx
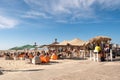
[0,58,120,80]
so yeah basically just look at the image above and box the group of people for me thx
[0,50,58,64]
[0,47,88,64]
[94,44,111,61]
[0,44,114,63]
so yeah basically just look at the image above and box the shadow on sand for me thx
[0,69,44,72]
[40,61,61,65]
[64,57,88,60]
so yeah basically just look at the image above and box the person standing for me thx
[94,44,101,62]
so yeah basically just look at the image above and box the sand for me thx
[0,57,120,80]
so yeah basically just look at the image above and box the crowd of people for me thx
[0,48,88,64]
[0,44,119,63]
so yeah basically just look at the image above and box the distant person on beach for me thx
[104,45,110,61]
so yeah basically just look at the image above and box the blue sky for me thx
[0,0,120,50]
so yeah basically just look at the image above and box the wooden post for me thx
[83,50,85,59]
[97,52,99,62]
[110,49,113,61]
[93,53,96,61]
[90,50,92,60]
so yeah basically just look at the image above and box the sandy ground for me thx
[0,57,120,80]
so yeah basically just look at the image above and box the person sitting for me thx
[104,45,110,61]
[51,52,58,60]
[32,53,41,64]
[28,53,34,63]
[42,53,50,63]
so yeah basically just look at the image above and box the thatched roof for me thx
[89,36,111,43]
[69,38,85,46]
[58,40,70,45]
[58,38,85,46]
[83,41,90,46]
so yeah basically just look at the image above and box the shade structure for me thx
[69,38,85,46]
[58,38,85,46]
[83,41,90,46]
[58,40,70,45]
[9,45,36,50]
[89,36,112,44]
